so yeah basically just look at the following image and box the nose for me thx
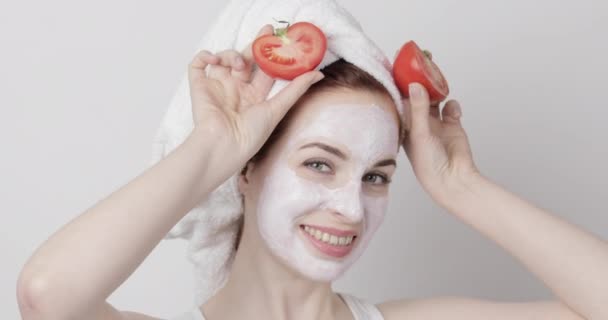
[324,181,364,222]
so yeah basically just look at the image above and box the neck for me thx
[201,225,349,320]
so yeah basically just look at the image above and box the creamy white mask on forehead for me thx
[256,103,399,281]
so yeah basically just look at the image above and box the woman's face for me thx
[240,87,401,281]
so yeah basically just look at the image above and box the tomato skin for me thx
[252,21,327,80]
[392,41,449,103]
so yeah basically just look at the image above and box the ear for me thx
[238,161,255,195]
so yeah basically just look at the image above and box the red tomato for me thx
[252,21,327,80]
[392,41,449,103]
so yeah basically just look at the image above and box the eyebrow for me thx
[299,142,347,159]
[374,159,397,168]
[298,142,397,168]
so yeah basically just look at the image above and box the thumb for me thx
[441,99,463,124]
[408,82,431,136]
[262,71,325,125]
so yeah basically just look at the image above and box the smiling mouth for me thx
[298,224,358,258]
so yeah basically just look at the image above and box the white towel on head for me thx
[149,0,405,306]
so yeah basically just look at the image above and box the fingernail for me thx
[409,83,421,98]
[452,101,462,117]
[235,56,244,67]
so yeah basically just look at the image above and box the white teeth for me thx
[329,235,338,245]
[322,233,330,242]
[302,225,355,246]
[314,229,322,240]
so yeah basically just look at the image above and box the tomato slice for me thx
[392,41,449,103]
[252,21,327,80]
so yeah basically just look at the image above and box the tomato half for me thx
[392,41,449,103]
[252,21,327,80]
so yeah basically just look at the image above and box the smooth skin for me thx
[17,24,608,320]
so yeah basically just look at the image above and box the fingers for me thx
[200,24,274,83]
[260,71,324,126]
[250,65,275,97]
[188,50,219,84]
[205,49,245,80]
[233,24,274,83]
[430,102,440,119]
[406,83,431,136]
[401,98,412,133]
[193,24,274,86]
[441,99,462,123]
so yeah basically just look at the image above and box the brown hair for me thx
[234,58,399,251]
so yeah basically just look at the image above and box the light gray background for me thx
[2,0,607,318]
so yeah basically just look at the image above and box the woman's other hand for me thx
[400,83,481,203]
[187,24,324,166]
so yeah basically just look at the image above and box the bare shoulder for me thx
[376,296,586,320]
[121,311,164,320]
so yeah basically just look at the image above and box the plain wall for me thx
[2,0,607,318]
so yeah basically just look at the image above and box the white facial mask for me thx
[256,103,399,281]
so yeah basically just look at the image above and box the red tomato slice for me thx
[392,41,449,103]
[252,21,327,80]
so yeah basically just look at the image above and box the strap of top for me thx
[170,294,383,320]
[192,307,206,320]
[338,292,385,320]
[168,307,206,320]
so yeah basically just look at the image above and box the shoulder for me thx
[376,296,586,320]
[71,302,163,320]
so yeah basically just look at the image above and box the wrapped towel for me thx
[149,0,405,305]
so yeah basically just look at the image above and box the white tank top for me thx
[168,292,384,320]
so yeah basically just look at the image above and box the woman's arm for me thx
[438,173,608,320]
[399,83,608,320]
[16,128,230,319]
[17,24,322,319]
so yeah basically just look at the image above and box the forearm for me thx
[441,174,608,320]
[18,129,230,318]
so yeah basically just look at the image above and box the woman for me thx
[17,25,608,320]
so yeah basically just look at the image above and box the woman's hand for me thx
[187,24,324,164]
[400,83,482,204]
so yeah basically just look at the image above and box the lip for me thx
[300,224,358,237]
[299,225,357,258]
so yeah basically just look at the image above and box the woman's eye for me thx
[304,160,332,173]
[363,173,390,185]
[303,161,389,184]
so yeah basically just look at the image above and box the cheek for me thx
[256,163,324,232]
[256,159,390,244]
[362,195,389,233]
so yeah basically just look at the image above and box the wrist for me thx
[186,127,246,190]
[434,170,488,211]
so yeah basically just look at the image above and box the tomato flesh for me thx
[253,22,327,80]
[392,41,449,103]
